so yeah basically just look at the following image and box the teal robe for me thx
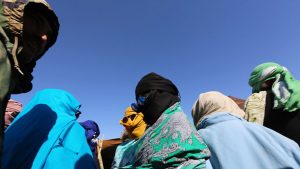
[2,89,96,169]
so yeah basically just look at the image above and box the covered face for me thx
[249,62,300,112]
[134,72,180,125]
[1,0,59,62]
[120,106,146,139]
[79,120,100,155]
[80,120,100,141]
[248,62,287,93]
[192,91,245,128]
[1,0,59,94]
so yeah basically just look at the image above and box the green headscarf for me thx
[249,62,300,112]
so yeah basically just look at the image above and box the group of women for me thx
[2,62,300,169]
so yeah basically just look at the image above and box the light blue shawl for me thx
[2,89,96,169]
[197,112,300,169]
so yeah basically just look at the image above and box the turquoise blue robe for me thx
[2,89,96,169]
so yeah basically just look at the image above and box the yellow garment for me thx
[120,107,147,139]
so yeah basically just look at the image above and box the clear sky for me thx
[12,0,300,139]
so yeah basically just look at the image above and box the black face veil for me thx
[134,72,180,125]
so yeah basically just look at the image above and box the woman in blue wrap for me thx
[2,89,96,169]
[192,91,300,169]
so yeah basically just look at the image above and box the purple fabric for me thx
[79,120,100,155]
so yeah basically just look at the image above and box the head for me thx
[80,120,100,141]
[120,106,146,140]
[23,89,81,120]
[19,2,59,64]
[1,0,59,64]
[134,72,180,125]
[4,99,23,129]
[249,62,288,93]
[192,91,245,128]
[1,1,59,94]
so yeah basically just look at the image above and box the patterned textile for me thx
[115,103,210,169]
[244,91,266,124]
[249,62,300,112]
[112,139,137,169]
[4,99,22,129]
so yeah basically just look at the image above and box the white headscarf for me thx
[192,91,245,127]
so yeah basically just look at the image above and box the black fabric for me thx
[9,2,59,94]
[9,61,35,94]
[135,72,180,125]
[135,72,179,99]
[264,90,300,145]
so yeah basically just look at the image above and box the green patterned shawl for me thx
[118,103,210,169]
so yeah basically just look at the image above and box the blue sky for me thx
[13,0,300,139]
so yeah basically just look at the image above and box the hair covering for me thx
[249,62,300,112]
[1,0,59,94]
[249,62,286,93]
[135,72,179,97]
[80,120,100,155]
[0,0,59,59]
[2,89,96,169]
[4,99,22,129]
[192,91,245,127]
[134,72,180,125]
[120,106,147,139]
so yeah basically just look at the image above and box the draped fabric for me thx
[192,91,300,169]
[112,139,138,169]
[135,72,179,98]
[114,103,210,169]
[2,89,96,169]
[249,62,286,93]
[0,0,59,94]
[80,120,100,159]
[244,91,266,124]
[249,62,300,145]
[134,72,180,125]
[192,91,245,127]
[196,112,300,169]
[119,106,147,139]
[248,62,300,112]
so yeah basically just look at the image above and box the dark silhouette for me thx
[2,104,57,168]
